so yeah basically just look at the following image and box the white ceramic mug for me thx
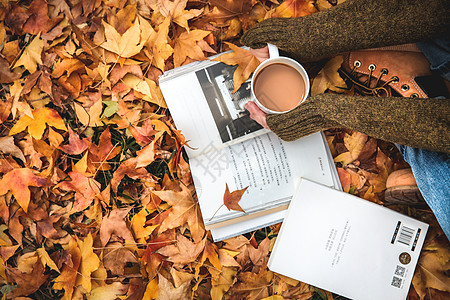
[251,44,310,114]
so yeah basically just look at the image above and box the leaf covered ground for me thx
[0,0,449,299]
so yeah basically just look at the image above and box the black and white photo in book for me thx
[195,63,263,143]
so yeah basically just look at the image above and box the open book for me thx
[269,179,428,300]
[160,54,341,241]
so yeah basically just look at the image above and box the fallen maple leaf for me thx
[87,282,128,300]
[153,184,205,242]
[0,168,46,212]
[213,42,260,92]
[6,262,49,298]
[87,127,121,173]
[173,29,210,68]
[22,0,62,35]
[103,243,138,275]
[58,171,101,213]
[142,16,173,72]
[223,183,248,212]
[210,266,238,300]
[100,208,135,246]
[194,239,222,277]
[413,251,450,299]
[156,273,191,300]
[53,237,82,300]
[0,57,19,83]
[13,34,44,73]
[0,136,26,163]
[157,233,205,264]
[153,0,203,32]
[311,55,347,96]
[58,128,91,155]
[100,18,144,58]
[269,0,317,18]
[76,233,100,293]
[9,107,67,139]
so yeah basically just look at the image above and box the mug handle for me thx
[267,43,279,59]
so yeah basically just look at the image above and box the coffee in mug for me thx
[253,63,306,112]
[251,44,310,114]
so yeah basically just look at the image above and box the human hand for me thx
[245,101,269,129]
[250,46,270,62]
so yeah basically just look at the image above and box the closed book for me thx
[268,178,428,300]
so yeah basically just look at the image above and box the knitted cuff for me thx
[266,95,339,141]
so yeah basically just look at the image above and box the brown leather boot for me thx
[383,169,426,206]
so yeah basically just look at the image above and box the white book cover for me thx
[268,178,428,300]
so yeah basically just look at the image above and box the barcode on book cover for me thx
[391,276,402,288]
[397,225,415,246]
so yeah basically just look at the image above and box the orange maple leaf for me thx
[213,42,260,92]
[0,168,46,213]
[58,128,91,155]
[57,171,101,213]
[173,29,210,68]
[223,183,248,213]
[9,107,67,139]
[270,0,317,18]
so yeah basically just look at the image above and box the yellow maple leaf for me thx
[76,233,100,293]
[160,0,203,32]
[131,208,159,242]
[36,247,59,272]
[311,55,346,96]
[9,107,67,139]
[173,29,210,68]
[87,282,128,300]
[213,42,260,92]
[100,18,144,58]
[145,16,173,71]
[122,74,167,107]
[13,34,44,73]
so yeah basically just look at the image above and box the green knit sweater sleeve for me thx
[241,0,450,62]
[266,94,450,153]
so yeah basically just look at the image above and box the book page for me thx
[160,61,269,158]
[268,179,428,300]
[191,132,335,226]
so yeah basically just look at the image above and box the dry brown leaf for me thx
[157,233,205,264]
[103,244,138,276]
[6,262,49,299]
[100,208,135,246]
[156,273,191,300]
[413,252,450,299]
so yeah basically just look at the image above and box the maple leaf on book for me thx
[209,184,249,222]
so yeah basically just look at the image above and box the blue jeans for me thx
[400,37,450,240]
[399,145,450,240]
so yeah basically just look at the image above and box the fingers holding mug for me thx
[245,101,269,129]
